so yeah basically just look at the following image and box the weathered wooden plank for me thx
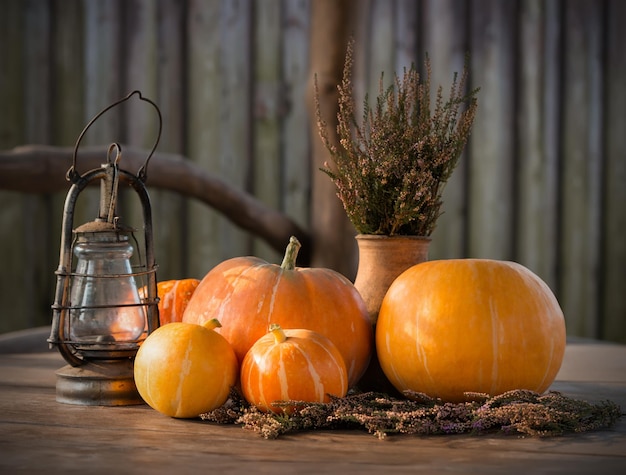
[121,0,159,156]
[353,0,395,118]
[78,0,123,227]
[421,0,469,260]
[515,0,560,291]
[307,0,357,277]
[559,0,604,339]
[152,0,187,280]
[50,0,86,292]
[366,0,395,87]
[217,0,253,261]
[51,0,85,147]
[21,0,53,330]
[24,0,51,143]
[186,0,223,278]
[467,0,516,260]
[0,0,27,334]
[393,0,418,72]
[83,1,123,124]
[601,0,626,343]
[282,0,311,234]
[119,0,172,283]
[252,0,281,261]
[0,0,25,147]
[352,0,372,126]
[539,0,562,290]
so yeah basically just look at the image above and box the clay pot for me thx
[353,234,431,326]
[353,234,431,393]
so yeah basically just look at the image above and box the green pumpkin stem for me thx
[280,236,301,271]
[202,318,222,331]
[269,323,287,343]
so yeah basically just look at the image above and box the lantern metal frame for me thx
[48,90,161,405]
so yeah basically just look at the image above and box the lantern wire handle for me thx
[67,90,162,184]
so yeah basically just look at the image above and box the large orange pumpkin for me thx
[376,259,566,402]
[183,236,372,387]
[240,324,348,413]
[155,278,200,325]
[134,319,238,418]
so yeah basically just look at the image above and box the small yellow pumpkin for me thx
[134,319,238,418]
[240,324,348,413]
[376,259,566,402]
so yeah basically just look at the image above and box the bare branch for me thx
[0,145,311,263]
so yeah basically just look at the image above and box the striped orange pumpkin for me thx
[183,236,372,387]
[240,324,348,413]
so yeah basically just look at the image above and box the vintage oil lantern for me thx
[48,91,161,405]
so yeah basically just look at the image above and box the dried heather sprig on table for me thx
[314,39,479,236]
[200,389,621,440]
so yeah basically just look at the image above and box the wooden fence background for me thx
[1,0,625,343]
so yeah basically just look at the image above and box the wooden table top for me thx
[1,327,625,474]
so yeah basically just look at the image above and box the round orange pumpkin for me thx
[183,236,372,387]
[376,259,566,402]
[156,278,200,325]
[134,319,238,418]
[240,324,348,413]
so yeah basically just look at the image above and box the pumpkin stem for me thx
[202,318,222,331]
[269,323,287,344]
[280,236,301,271]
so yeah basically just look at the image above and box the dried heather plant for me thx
[315,39,479,236]
[200,389,621,440]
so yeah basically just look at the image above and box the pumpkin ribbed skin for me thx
[134,320,238,418]
[376,259,566,403]
[241,326,348,413]
[182,237,372,387]
[156,279,200,325]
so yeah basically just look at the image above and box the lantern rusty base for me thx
[55,359,144,406]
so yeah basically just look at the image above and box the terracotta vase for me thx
[353,234,431,393]
[353,234,431,326]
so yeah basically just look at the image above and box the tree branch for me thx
[0,145,311,263]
